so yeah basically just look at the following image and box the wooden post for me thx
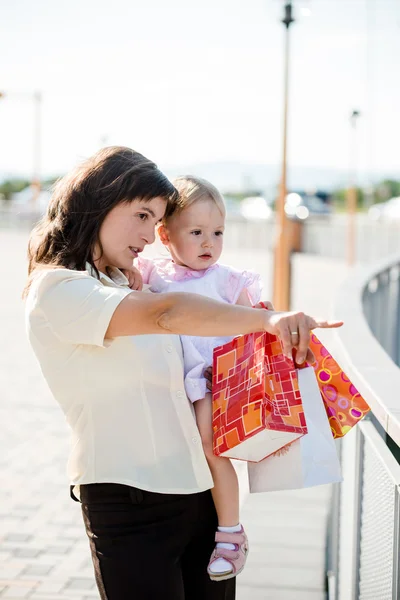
[273,3,294,310]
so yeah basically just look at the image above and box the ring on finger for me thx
[291,330,299,338]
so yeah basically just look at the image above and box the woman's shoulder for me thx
[26,266,102,310]
[29,266,95,292]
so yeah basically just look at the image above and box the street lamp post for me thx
[347,109,360,266]
[273,2,295,311]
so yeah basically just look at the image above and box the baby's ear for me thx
[157,223,170,246]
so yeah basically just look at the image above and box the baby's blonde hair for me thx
[166,175,226,221]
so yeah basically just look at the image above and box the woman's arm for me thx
[106,291,266,339]
[105,291,342,364]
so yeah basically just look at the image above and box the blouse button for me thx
[166,345,173,353]
[176,391,185,399]
[192,437,199,444]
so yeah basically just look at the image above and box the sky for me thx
[1,0,399,186]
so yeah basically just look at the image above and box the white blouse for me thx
[25,265,213,495]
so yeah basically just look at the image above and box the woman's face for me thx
[95,196,167,272]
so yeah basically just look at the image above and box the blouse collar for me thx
[85,263,130,287]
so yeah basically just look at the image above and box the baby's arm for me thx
[223,266,263,307]
[236,288,253,307]
[122,265,143,290]
[236,289,274,310]
[122,256,156,290]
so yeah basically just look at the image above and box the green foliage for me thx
[332,180,400,212]
[376,179,400,201]
[332,187,365,209]
[288,178,400,213]
[1,175,399,211]
[0,179,31,200]
[0,175,62,201]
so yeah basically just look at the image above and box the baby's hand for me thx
[254,300,274,310]
[122,266,143,291]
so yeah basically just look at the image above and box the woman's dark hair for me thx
[25,146,178,294]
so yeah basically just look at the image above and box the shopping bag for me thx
[309,334,370,438]
[212,331,308,462]
[248,365,343,492]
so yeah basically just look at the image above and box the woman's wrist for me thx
[261,309,274,334]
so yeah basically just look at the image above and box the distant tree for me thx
[332,179,400,211]
[0,175,64,201]
[376,179,400,201]
[332,187,364,210]
[0,179,31,201]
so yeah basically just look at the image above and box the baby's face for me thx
[164,200,225,270]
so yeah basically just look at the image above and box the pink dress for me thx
[136,257,262,402]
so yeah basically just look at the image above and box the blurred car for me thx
[284,192,332,221]
[239,196,273,221]
[368,197,400,221]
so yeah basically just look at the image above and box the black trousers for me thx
[77,483,236,600]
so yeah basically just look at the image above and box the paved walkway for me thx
[0,228,348,599]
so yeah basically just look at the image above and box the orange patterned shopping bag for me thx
[212,331,308,462]
[308,334,370,437]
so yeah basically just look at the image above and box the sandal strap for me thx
[215,530,245,545]
[213,548,239,561]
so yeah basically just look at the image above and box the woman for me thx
[25,146,342,600]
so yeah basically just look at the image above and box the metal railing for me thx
[363,263,400,367]
[327,253,400,600]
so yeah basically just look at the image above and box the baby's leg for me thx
[194,393,239,527]
[194,393,248,579]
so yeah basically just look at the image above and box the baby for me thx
[131,176,262,581]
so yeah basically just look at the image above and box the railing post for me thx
[396,275,400,366]
[381,270,391,354]
[352,424,364,600]
[326,441,342,600]
[388,267,398,360]
[393,487,400,599]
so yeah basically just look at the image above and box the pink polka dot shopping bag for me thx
[307,333,370,438]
